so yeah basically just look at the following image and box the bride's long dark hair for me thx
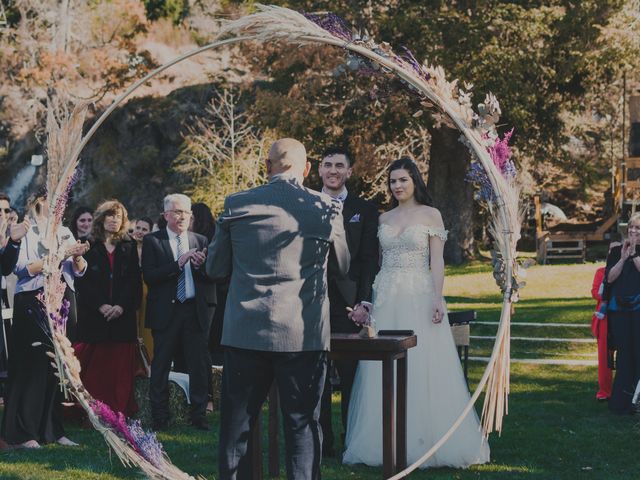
[387,157,432,208]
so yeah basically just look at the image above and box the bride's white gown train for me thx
[343,224,490,468]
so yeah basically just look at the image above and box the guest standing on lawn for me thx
[0,193,21,309]
[1,191,87,448]
[605,212,640,414]
[75,200,142,416]
[133,217,154,362]
[591,265,613,401]
[0,197,28,450]
[142,194,216,431]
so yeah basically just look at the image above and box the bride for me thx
[343,157,490,468]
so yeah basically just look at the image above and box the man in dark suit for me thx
[142,193,216,431]
[207,138,350,480]
[317,147,379,457]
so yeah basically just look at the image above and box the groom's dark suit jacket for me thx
[330,194,379,327]
[142,229,217,333]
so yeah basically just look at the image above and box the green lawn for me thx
[3,262,639,479]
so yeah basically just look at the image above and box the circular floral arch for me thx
[43,5,521,479]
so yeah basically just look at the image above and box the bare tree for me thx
[175,89,269,213]
[363,125,431,203]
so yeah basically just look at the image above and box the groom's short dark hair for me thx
[321,146,353,166]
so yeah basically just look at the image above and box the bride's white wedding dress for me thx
[343,224,490,468]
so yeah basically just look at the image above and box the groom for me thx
[317,147,379,456]
[206,138,350,480]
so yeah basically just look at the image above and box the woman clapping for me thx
[1,191,87,448]
[605,212,640,414]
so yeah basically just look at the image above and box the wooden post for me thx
[630,95,640,157]
[622,72,627,213]
[382,358,396,477]
[396,355,408,471]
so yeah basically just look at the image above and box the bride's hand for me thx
[432,298,444,324]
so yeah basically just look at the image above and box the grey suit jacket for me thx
[206,176,350,352]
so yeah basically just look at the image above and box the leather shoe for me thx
[191,419,210,431]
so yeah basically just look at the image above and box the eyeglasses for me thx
[167,209,192,217]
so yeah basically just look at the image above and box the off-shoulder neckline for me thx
[379,223,447,239]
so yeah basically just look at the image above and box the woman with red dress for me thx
[75,200,142,416]
[591,265,612,401]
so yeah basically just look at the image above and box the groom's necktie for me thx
[176,234,187,303]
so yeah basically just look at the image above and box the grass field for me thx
[3,261,639,479]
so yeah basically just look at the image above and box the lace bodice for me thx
[378,223,448,272]
[373,223,448,306]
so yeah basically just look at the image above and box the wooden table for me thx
[249,332,417,479]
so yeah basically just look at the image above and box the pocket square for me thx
[349,213,361,223]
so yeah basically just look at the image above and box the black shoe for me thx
[191,418,210,431]
[152,419,169,432]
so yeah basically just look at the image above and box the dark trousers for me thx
[150,301,210,422]
[1,290,65,444]
[319,311,359,453]
[219,347,327,480]
[609,311,640,414]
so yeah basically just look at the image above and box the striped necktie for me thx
[176,234,187,303]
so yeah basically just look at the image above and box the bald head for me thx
[267,138,310,180]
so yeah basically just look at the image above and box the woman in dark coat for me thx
[606,212,640,414]
[0,212,27,450]
[75,200,142,416]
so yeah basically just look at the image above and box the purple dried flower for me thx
[91,400,142,455]
[128,419,166,469]
[53,169,81,227]
[466,162,495,202]
[303,12,353,42]
[502,160,517,179]
[399,48,422,76]
[466,129,517,201]
[58,298,70,327]
[48,298,71,331]
[488,128,514,172]
[392,47,431,84]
